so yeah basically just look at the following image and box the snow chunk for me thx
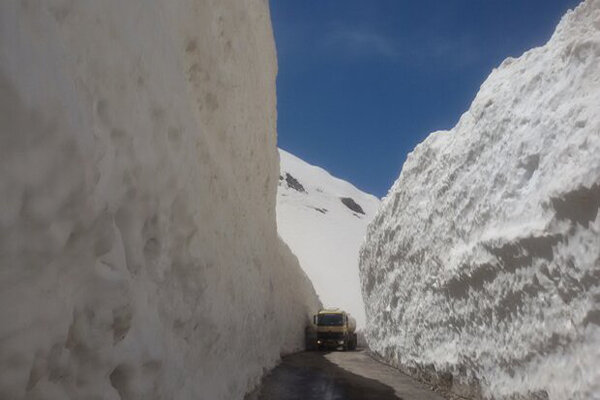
[360,1,600,399]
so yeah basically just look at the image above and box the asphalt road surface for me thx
[246,350,448,400]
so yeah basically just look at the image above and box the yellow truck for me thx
[313,308,357,351]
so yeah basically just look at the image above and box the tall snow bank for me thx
[276,149,380,328]
[360,1,600,399]
[0,1,319,399]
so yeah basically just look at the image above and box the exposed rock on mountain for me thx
[341,197,366,215]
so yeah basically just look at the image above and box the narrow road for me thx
[246,350,448,400]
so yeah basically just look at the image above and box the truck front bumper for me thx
[316,337,345,348]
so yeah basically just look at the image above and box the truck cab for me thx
[313,308,357,351]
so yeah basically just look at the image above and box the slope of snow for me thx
[277,149,380,328]
[360,1,600,399]
[0,2,319,399]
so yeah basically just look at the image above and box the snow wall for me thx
[360,1,600,399]
[0,1,319,399]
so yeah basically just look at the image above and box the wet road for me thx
[246,350,447,400]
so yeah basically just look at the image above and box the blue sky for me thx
[270,0,582,198]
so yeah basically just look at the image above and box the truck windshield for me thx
[317,314,344,326]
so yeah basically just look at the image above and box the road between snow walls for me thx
[360,1,600,399]
[0,1,319,399]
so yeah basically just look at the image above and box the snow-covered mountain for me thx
[277,149,380,328]
[360,1,600,399]
[0,2,319,399]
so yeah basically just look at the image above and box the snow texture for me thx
[0,1,319,399]
[360,1,600,399]
[277,149,380,328]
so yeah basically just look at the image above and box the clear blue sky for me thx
[270,0,582,198]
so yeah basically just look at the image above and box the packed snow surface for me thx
[360,1,600,399]
[0,1,319,399]
[277,149,380,328]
